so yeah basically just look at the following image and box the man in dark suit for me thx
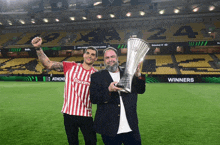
[90,47,146,145]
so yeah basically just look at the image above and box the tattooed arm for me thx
[36,48,63,72]
[32,37,63,72]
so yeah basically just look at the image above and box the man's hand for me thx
[108,82,122,92]
[31,37,42,48]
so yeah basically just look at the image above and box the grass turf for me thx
[0,82,220,145]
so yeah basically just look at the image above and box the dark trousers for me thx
[63,113,97,145]
[101,131,141,145]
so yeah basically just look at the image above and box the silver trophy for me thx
[116,38,150,93]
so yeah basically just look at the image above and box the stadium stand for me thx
[142,55,176,74]
[152,67,177,74]
[35,60,44,74]
[118,56,127,66]
[0,33,23,46]
[216,54,220,59]
[0,58,11,74]
[15,32,39,45]
[175,54,220,74]
[0,58,10,64]
[42,32,67,47]
[141,54,220,75]
[0,58,44,74]
[176,54,213,67]
[0,20,219,75]
[148,55,173,66]
[1,52,220,75]
[48,57,66,62]
[1,58,35,68]
[4,32,46,48]
[117,55,177,74]
[93,61,104,71]
[66,56,84,63]
[72,31,88,46]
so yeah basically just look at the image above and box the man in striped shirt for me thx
[31,37,97,145]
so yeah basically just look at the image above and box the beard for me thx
[105,61,119,72]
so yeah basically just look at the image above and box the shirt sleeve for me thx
[63,61,76,75]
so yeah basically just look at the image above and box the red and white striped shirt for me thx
[61,61,97,117]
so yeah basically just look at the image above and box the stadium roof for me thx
[0,0,220,32]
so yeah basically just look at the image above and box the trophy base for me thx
[120,89,130,93]
[115,84,125,89]
[115,84,130,93]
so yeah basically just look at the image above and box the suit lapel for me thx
[102,70,113,84]
[118,67,124,79]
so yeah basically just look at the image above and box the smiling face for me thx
[104,50,117,66]
[104,49,119,72]
[83,48,97,65]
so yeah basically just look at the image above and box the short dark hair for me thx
[103,47,118,56]
[85,46,98,57]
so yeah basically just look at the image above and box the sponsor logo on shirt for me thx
[72,78,90,85]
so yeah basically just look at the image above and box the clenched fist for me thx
[31,37,42,48]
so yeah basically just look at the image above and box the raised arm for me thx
[31,37,63,72]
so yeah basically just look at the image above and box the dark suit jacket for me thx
[90,67,146,137]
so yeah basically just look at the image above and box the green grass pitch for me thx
[1,82,220,145]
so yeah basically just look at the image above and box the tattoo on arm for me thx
[36,48,51,69]
[36,48,63,72]
[51,62,64,72]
